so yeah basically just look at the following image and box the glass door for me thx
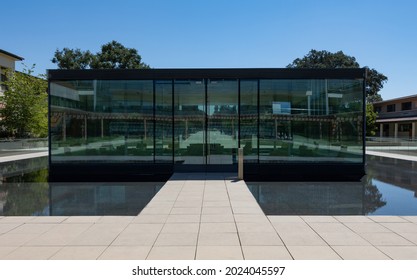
[207,79,238,165]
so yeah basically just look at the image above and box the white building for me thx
[0,49,24,95]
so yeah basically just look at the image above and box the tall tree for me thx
[51,40,149,69]
[0,65,48,138]
[287,49,387,103]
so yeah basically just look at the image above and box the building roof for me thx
[373,94,417,105]
[0,49,24,61]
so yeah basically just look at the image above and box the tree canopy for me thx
[0,65,48,138]
[52,40,150,70]
[287,49,387,103]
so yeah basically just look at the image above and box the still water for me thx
[0,155,416,216]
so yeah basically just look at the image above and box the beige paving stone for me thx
[196,246,243,260]
[199,223,236,233]
[68,223,127,246]
[112,232,159,246]
[51,246,107,260]
[398,232,417,245]
[122,223,164,234]
[0,217,34,223]
[232,207,264,214]
[0,223,21,234]
[99,246,151,260]
[234,214,270,224]
[334,216,373,223]
[140,207,172,215]
[166,214,200,223]
[402,216,417,223]
[332,246,390,260]
[63,216,101,223]
[171,207,201,215]
[202,207,232,215]
[203,201,231,207]
[28,216,68,223]
[268,216,305,223]
[368,216,408,223]
[131,214,168,224]
[174,201,203,208]
[236,222,275,233]
[97,216,135,224]
[242,246,292,260]
[377,246,417,260]
[161,223,199,233]
[319,232,370,246]
[154,233,198,246]
[25,223,93,246]
[147,201,175,208]
[0,233,40,246]
[0,247,18,259]
[287,246,341,260]
[201,214,234,223]
[271,221,313,233]
[308,223,352,233]
[359,232,414,246]
[278,231,327,246]
[4,246,62,260]
[8,223,57,234]
[239,232,283,246]
[147,246,196,260]
[301,216,339,223]
[344,222,392,233]
[198,232,240,246]
[381,222,417,233]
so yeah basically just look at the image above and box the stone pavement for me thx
[1,173,417,260]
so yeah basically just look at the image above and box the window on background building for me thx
[401,102,412,111]
[387,104,396,112]
[374,106,382,113]
[399,124,411,132]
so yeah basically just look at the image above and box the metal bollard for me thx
[238,147,243,180]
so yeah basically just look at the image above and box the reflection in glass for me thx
[240,80,258,162]
[155,80,173,163]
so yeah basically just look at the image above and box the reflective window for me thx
[240,80,258,162]
[155,80,173,163]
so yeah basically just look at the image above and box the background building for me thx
[49,68,366,181]
[0,49,24,95]
[373,95,417,139]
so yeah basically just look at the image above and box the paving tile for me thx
[0,223,21,234]
[97,216,135,224]
[203,201,231,207]
[201,214,234,223]
[332,246,390,260]
[268,216,305,223]
[68,224,127,246]
[398,232,417,245]
[112,232,159,246]
[402,216,417,223]
[236,223,275,233]
[301,216,339,223]
[308,223,351,233]
[171,207,201,215]
[198,232,240,246]
[99,246,151,260]
[147,246,196,260]
[278,231,327,246]
[161,223,199,233]
[0,247,18,259]
[271,222,313,233]
[334,216,373,223]
[287,246,341,260]
[8,223,56,234]
[368,216,408,223]
[174,201,203,208]
[199,223,236,233]
[166,215,200,223]
[319,232,370,246]
[51,246,107,260]
[381,223,417,233]
[27,216,68,223]
[344,222,392,233]
[0,233,40,246]
[232,207,264,214]
[239,232,283,246]
[140,207,172,215]
[25,224,93,246]
[359,232,414,246]
[4,246,62,260]
[154,233,198,246]
[202,207,232,215]
[131,214,168,224]
[377,246,417,260]
[234,214,270,224]
[63,216,101,223]
[0,217,34,223]
[242,246,292,260]
[121,223,164,234]
[196,246,243,260]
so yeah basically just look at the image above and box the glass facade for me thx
[49,69,365,180]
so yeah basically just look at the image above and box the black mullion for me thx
[153,80,156,163]
[257,79,260,164]
[172,79,175,164]
[238,79,241,149]
[205,79,208,166]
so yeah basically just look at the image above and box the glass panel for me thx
[207,79,238,164]
[50,80,154,163]
[155,80,173,163]
[259,79,363,163]
[240,80,258,163]
[174,80,205,164]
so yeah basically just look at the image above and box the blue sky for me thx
[2,0,416,100]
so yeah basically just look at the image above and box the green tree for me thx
[0,65,48,138]
[51,40,150,69]
[366,103,378,136]
[287,49,387,103]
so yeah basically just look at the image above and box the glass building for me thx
[48,68,366,181]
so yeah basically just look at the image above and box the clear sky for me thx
[2,0,416,100]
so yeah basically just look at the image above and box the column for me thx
[412,122,416,140]
[379,123,383,138]
[394,123,398,139]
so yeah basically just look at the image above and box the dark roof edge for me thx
[48,68,366,80]
[373,94,417,105]
[0,49,24,61]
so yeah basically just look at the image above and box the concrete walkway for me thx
[1,173,417,260]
